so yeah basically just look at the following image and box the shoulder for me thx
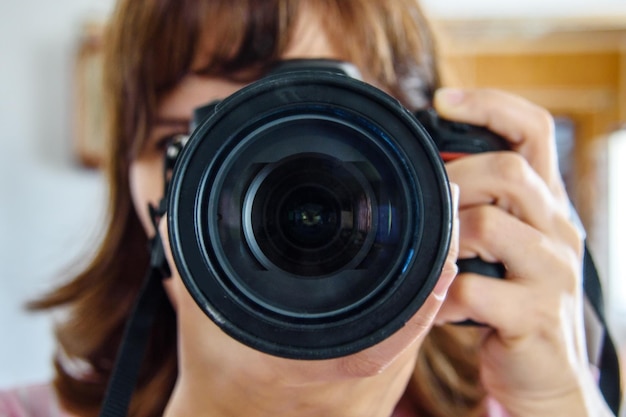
[0,383,68,417]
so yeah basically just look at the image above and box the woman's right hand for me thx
[434,88,614,417]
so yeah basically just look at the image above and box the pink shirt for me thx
[0,383,509,417]
[0,384,69,417]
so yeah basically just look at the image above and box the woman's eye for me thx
[156,133,187,153]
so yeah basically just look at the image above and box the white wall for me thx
[421,0,626,19]
[1,0,625,391]
[607,131,626,330]
[0,0,114,388]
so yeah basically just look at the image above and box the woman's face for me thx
[128,5,457,387]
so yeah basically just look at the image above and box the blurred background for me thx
[1,0,625,398]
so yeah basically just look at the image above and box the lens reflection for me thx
[280,185,341,250]
[244,153,376,277]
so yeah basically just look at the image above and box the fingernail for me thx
[449,183,460,210]
[432,282,449,301]
[432,263,458,301]
[436,88,465,106]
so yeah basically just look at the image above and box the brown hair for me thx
[33,1,484,416]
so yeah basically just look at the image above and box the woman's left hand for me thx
[433,88,615,417]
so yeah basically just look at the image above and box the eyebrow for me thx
[154,117,190,128]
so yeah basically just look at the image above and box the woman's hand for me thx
[434,88,614,417]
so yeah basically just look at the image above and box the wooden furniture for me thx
[435,16,626,258]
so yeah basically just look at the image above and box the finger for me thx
[434,88,566,203]
[446,151,573,235]
[458,204,580,292]
[437,273,534,339]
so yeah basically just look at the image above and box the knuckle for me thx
[532,106,556,135]
[463,206,501,243]
[553,255,580,294]
[447,276,473,307]
[565,221,584,258]
[489,151,533,187]
[534,300,563,331]
[536,236,581,294]
[338,355,386,377]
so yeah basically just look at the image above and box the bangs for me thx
[192,0,300,78]
[106,0,301,158]
[149,0,301,94]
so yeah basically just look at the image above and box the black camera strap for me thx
[97,232,170,417]
[583,248,623,415]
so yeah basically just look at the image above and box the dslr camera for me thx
[165,59,507,360]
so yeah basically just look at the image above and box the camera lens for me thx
[244,154,376,277]
[167,69,452,359]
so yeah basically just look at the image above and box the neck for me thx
[163,350,417,417]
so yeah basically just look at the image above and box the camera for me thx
[166,59,507,359]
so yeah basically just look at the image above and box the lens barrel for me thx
[167,69,452,359]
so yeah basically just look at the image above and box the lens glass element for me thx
[244,154,376,277]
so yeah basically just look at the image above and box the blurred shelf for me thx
[433,16,626,54]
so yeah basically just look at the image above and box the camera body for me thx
[166,59,507,359]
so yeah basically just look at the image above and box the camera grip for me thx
[454,258,505,326]
[414,108,509,157]
[457,257,505,279]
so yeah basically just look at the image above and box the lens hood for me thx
[167,68,452,359]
